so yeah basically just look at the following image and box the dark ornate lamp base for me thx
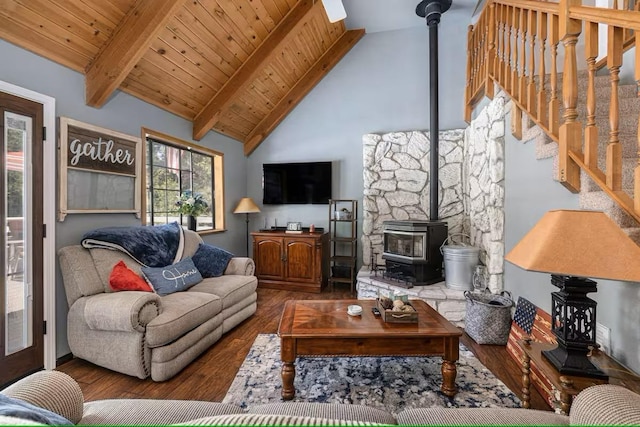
[542,345,608,379]
[545,275,608,380]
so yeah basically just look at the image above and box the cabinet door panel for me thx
[255,238,283,279]
[284,239,316,282]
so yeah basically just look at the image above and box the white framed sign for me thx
[58,117,142,221]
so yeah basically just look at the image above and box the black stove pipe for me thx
[416,0,451,222]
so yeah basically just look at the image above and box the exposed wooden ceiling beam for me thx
[243,28,365,156]
[85,0,185,107]
[192,0,317,141]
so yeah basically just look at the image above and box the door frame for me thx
[0,80,56,370]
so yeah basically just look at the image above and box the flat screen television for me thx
[263,161,332,205]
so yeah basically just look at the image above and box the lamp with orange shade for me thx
[505,210,640,379]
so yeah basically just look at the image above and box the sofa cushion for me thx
[188,275,257,309]
[395,408,569,425]
[90,248,143,292]
[146,292,222,347]
[180,413,385,425]
[80,400,243,426]
[109,261,153,292]
[142,258,203,296]
[181,229,204,258]
[249,403,397,425]
[192,244,234,278]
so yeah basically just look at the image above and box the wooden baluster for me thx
[512,9,523,141]
[584,22,599,169]
[471,19,476,96]
[549,14,560,137]
[480,16,485,86]
[492,3,504,84]
[537,11,548,128]
[505,6,512,93]
[465,24,473,122]
[634,32,640,213]
[607,26,623,191]
[519,9,527,105]
[475,24,480,93]
[511,7,519,99]
[527,10,537,115]
[500,5,507,85]
[485,2,496,98]
[558,0,582,192]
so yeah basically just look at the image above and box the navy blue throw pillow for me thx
[141,257,203,296]
[192,243,234,278]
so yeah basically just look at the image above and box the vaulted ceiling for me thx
[0,0,364,155]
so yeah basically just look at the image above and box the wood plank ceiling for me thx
[0,0,364,155]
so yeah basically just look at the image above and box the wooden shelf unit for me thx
[328,199,358,294]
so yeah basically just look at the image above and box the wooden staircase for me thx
[517,70,640,239]
[466,0,640,233]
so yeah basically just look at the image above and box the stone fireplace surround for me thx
[358,95,507,325]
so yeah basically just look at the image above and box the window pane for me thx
[151,143,166,166]
[180,170,191,191]
[153,189,166,213]
[181,150,191,170]
[152,168,167,190]
[166,146,180,170]
[166,169,180,190]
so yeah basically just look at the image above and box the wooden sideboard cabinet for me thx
[251,230,328,293]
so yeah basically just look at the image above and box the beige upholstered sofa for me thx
[2,371,640,425]
[58,229,257,381]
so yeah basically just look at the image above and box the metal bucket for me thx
[442,245,480,291]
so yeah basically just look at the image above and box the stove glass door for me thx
[384,231,425,260]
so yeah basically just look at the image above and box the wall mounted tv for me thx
[263,161,332,205]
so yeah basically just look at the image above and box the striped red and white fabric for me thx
[506,297,557,409]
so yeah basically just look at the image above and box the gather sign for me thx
[67,125,137,176]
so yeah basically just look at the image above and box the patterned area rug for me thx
[223,334,520,415]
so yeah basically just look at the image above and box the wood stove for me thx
[382,220,448,285]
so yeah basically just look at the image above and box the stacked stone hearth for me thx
[358,105,507,325]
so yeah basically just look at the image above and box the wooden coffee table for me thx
[277,299,462,400]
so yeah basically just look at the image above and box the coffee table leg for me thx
[281,337,296,400]
[441,359,458,397]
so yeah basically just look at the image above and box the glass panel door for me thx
[4,111,32,356]
[0,90,43,387]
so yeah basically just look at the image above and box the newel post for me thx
[557,0,582,193]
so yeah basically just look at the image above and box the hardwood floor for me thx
[56,287,550,410]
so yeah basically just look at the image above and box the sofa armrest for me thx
[224,257,255,276]
[570,384,640,425]
[84,292,160,333]
[1,371,84,424]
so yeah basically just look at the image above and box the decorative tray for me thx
[376,298,419,323]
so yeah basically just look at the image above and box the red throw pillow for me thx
[109,260,153,292]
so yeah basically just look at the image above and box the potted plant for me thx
[176,191,208,231]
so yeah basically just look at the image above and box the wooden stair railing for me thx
[465,0,640,225]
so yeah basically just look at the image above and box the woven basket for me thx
[464,290,513,345]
